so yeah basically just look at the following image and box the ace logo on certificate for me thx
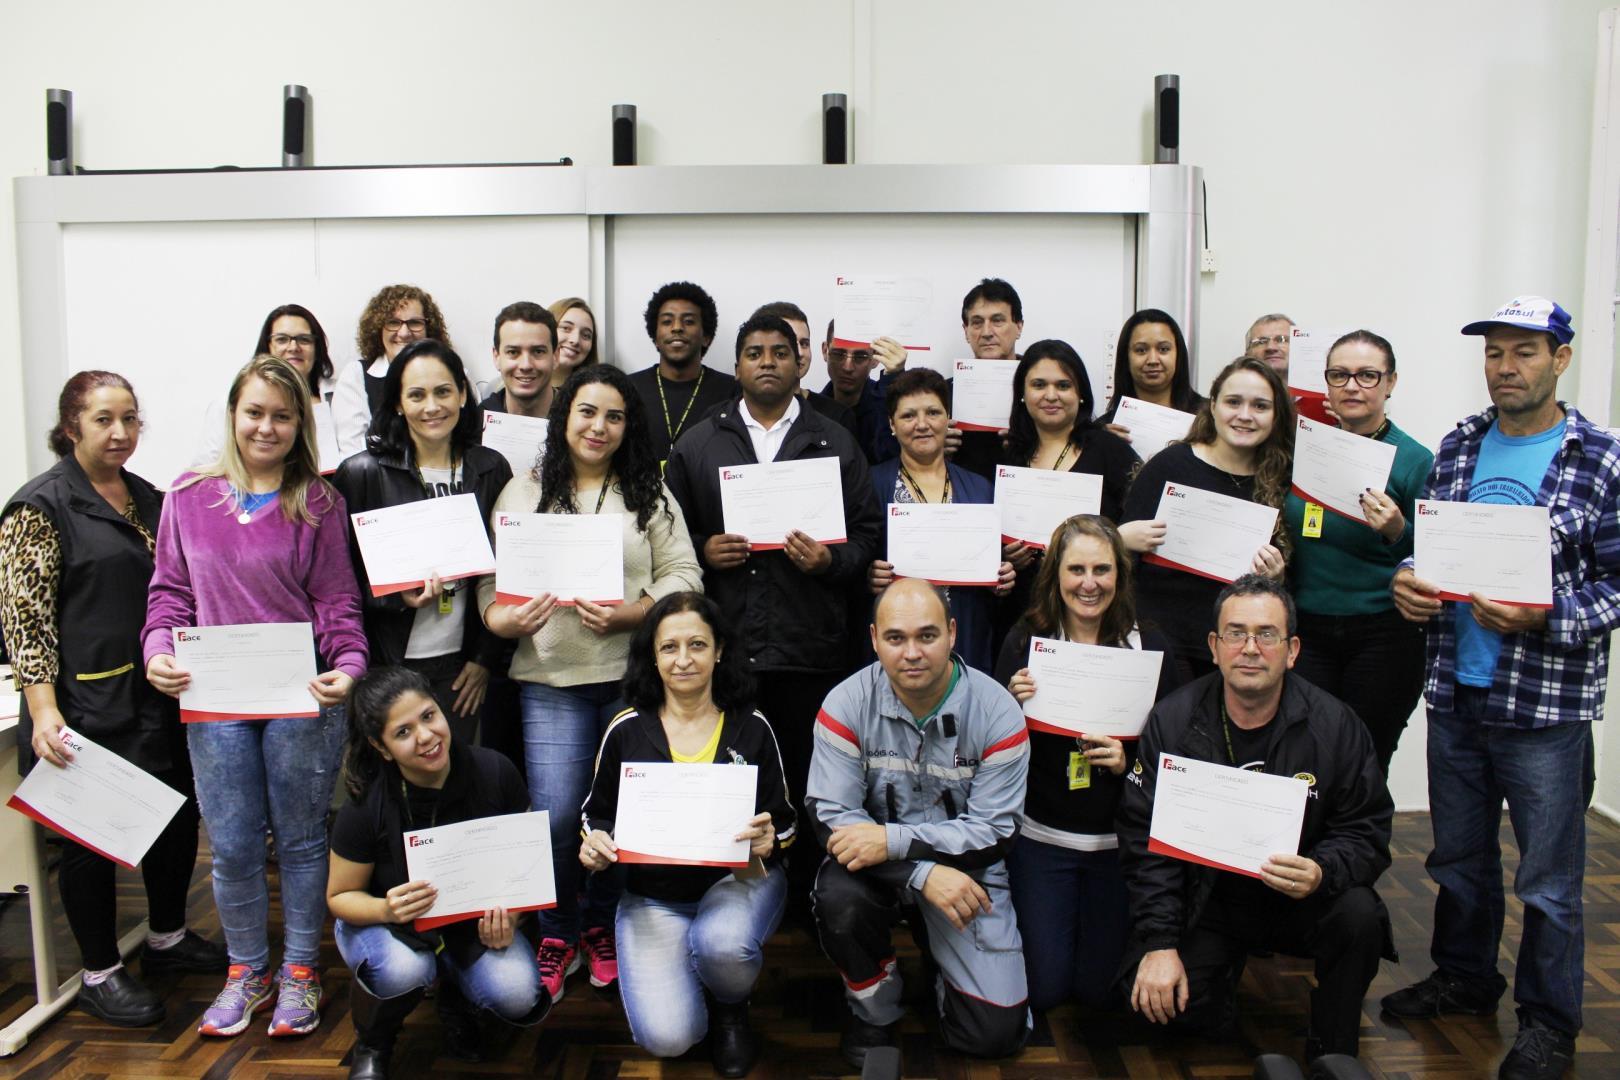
[172,622,320,722]
[351,493,496,597]
[403,811,557,931]
[1147,754,1308,878]
[614,762,759,868]
[718,458,847,551]
[887,503,1000,587]
[1146,483,1279,583]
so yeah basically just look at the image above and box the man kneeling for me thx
[1117,575,1394,1061]
[808,579,1032,1069]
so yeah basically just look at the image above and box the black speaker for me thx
[46,89,72,176]
[823,92,848,164]
[1154,74,1179,164]
[282,85,310,167]
[612,104,636,166]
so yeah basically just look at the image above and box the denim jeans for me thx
[1294,608,1426,774]
[520,680,624,942]
[186,706,346,970]
[616,867,786,1058]
[334,919,540,1020]
[1005,835,1130,1012]
[1426,687,1594,1035]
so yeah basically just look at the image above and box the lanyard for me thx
[413,455,461,604]
[400,778,440,830]
[592,475,612,514]
[1033,442,1073,471]
[898,463,951,504]
[657,369,705,445]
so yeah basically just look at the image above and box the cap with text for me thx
[1460,296,1574,345]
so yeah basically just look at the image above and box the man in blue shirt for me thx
[1383,297,1620,1080]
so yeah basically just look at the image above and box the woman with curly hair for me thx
[331,284,452,456]
[548,296,599,388]
[477,364,703,1003]
[1119,356,1294,681]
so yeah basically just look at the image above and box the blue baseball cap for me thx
[1460,296,1575,345]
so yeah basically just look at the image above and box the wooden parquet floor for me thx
[2,811,1618,1078]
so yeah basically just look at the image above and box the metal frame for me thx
[14,162,1202,478]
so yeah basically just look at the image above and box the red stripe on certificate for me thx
[1147,836,1262,879]
[1023,716,1139,740]
[615,849,749,868]
[413,900,555,932]
[749,538,847,551]
[182,708,319,723]
[7,795,136,869]
[1435,590,1552,609]
[370,567,494,598]
[1288,484,1374,527]
[494,592,624,607]
[951,422,1002,433]
[999,534,1048,550]
[892,573,998,588]
[1143,552,1236,584]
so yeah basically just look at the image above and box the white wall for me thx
[5,0,1616,810]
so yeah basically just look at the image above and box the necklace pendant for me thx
[237,511,253,525]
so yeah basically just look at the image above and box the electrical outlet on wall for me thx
[1200,249,1219,273]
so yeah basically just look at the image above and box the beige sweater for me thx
[477,474,703,687]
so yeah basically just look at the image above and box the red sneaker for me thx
[582,926,619,989]
[536,938,580,1003]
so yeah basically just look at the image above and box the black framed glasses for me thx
[384,318,427,335]
[1323,368,1389,388]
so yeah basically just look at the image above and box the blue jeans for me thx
[1426,687,1594,1035]
[520,680,624,942]
[186,706,346,970]
[334,919,540,1020]
[1005,834,1129,1012]
[616,867,787,1058]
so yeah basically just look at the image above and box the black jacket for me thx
[1116,672,1394,956]
[330,442,512,670]
[663,399,881,674]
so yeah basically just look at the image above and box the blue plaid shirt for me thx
[1401,403,1620,727]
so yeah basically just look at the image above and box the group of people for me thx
[2,274,1614,1080]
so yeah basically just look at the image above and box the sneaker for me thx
[141,930,229,976]
[1498,1019,1576,1079]
[197,964,274,1036]
[267,963,322,1036]
[536,938,581,1003]
[1380,969,1504,1019]
[582,926,619,989]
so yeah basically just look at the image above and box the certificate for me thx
[1146,482,1279,583]
[311,399,343,476]
[887,503,1001,587]
[950,358,1017,432]
[404,811,557,931]
[993,465,1102,549]
[614,762,758,868]
[7,727,186,869]
[1414,500,1554,607]
[1285,327,1350,400]
[1290,416,1396,524]
[494,511,625,606]
[1112,397,1194,462]
[830,274,933,352]
[1022,636,1164,739]
[173,622,319,722]
[481,411,548,477]
[719,458,847,550]
[351,493,496,596]
[1147,752,1308,878]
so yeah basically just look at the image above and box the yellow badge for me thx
[1294,771,1317,787]
[1132,759,1144,775]
[1068,750,1092,790]
[1302,501,1325,539]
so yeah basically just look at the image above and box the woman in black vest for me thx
[0,371,225,1025]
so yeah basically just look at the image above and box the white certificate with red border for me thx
[404,811,557,931]
[614,762,757,868]
[1414,499,1554,608]
[1148,753,1308,878]
[1021,636,1163,739]
[1289,417,1396,525]
[1145,482,1278,583]
[493,511,624,606]
[887,503,1001,587]
[719,458,846,550]
[481,411,548,477]
[6,727,186,869]
[1112,396,1194,462]
[173,622,319,722]
[830,274,933,353]
[1285,326,1352,400]
[993,465,1103,549]
[950,358,1018,432]
[351,493,496,597]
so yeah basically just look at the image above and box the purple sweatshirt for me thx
[141,475,369,679]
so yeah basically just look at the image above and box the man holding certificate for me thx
[664,312,881,906]
[1117,576,1393,1064]
[807,579,1031,1069]
[1383,298,1620,1080]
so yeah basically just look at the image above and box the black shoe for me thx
[840,1016,898,1071]
[78,968,165,1026]
[1380,969,1504,1018]
[708,994,758,1078]
[434,979,483,1061]
[141,930,230,976]
[348,981,424,1080]
[1498,1020,1575,1080]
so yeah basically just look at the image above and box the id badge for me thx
[1302,501,1325,539]
[438,590,455,615]
[1067,750,1091,790]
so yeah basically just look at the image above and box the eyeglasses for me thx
[270,334,315,348]
[384,318,427,335]
[1217,628,1287,648]
[1323,368,1390,388]
[827,349,874,364]
[1248,334,1289,349]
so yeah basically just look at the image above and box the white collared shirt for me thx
[739,395,801,463]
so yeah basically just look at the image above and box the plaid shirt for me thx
[1402,403,1620,727]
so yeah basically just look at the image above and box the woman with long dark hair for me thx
[1098,308,1205,423]
[332,339,512,747]
[478,364,702,1002]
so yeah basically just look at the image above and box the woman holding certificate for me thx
[1120,357,1294,681]
[328,667,546,1077]
[141,354,368,1038]
[1097,308,1206,423]
[1283,331,1432,773]
[994,515,1179,1014]
[0,371,227,1026]
[332,339,513,746]
[479,364,702,1001]
[866,368,1015,673]
[579,592,792,1078]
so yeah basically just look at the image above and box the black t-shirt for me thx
[627,365,740,465]
[1211,714,1278,906]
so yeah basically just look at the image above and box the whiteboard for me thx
[605,213,1134,394]
[60,215,591,488]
